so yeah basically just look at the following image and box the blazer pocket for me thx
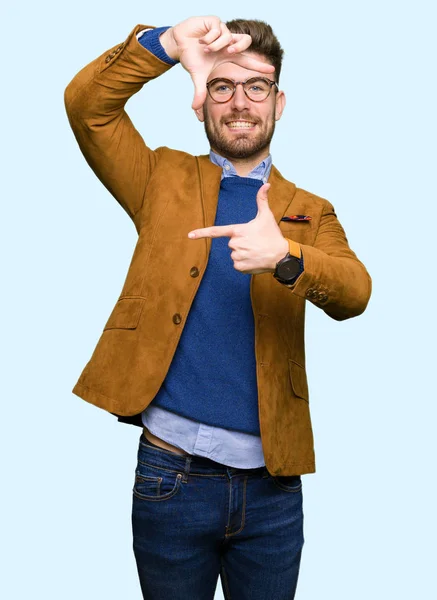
[103,297,145,331]
[288,359,309,403]
[279,219,314,246]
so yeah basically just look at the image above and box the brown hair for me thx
[225,19,284,83]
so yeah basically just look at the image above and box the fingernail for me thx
[188,232,196,238]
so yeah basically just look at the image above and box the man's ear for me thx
[194,105,205,122]
[275,90,286,121]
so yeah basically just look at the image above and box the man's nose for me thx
[230,83,250,111]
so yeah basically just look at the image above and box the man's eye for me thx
[248,83,268,93]
[216,85,232,93]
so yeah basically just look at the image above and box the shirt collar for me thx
[209,149,272,182]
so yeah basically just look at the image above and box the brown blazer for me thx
[64,24,372,476]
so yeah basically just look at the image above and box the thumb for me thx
[190,70,208,110]
[255,182,271,216]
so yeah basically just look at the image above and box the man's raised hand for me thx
[159,16,275,110]
[187,183,290,275]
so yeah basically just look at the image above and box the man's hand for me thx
[187,183,290,275]
[159,16,275,110]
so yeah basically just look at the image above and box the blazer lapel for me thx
[267,164,298,224]
[196,154,222,223]
[195,154,222,257]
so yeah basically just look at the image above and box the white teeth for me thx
[227,121,255,129]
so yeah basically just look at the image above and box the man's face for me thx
[195,52,286,160]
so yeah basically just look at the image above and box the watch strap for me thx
[286,237,301,259]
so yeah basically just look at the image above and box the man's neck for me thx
[211,147,271,177]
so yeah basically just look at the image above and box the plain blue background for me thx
[2,1,436,598]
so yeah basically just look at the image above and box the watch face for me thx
[277,256,301,280]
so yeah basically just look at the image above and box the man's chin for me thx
[205,121,274,160]
[217,140,269,160]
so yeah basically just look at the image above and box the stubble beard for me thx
[203,107,276,160]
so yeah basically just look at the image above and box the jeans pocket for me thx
[132,461,183,502]
[271,474,302,493]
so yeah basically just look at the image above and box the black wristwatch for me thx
[273,252,302,285]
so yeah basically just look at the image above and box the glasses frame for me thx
[206,77,278,103]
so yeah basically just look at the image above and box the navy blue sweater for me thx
[153,177,264,435]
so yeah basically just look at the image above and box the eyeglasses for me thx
[206,77,278,103]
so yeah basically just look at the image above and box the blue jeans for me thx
[132,433,304,599]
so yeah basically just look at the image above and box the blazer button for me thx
[190,266,199,277]
[305,288,314,298]
[172,313,182,325]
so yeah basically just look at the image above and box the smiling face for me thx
[195,52,286,162]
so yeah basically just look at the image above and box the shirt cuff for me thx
[137,26,179,66]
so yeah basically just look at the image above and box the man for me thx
[65,16,371,600]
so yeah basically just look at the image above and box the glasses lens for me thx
[244,78,271,101]
[208,79,234,102]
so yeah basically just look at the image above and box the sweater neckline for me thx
[220,176,265,188]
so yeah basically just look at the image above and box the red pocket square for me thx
[281,215,312,221]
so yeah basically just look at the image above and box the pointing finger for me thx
[188,224,236,239]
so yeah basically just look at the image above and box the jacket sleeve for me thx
[64,24,173,223]
[286,199,372,321]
